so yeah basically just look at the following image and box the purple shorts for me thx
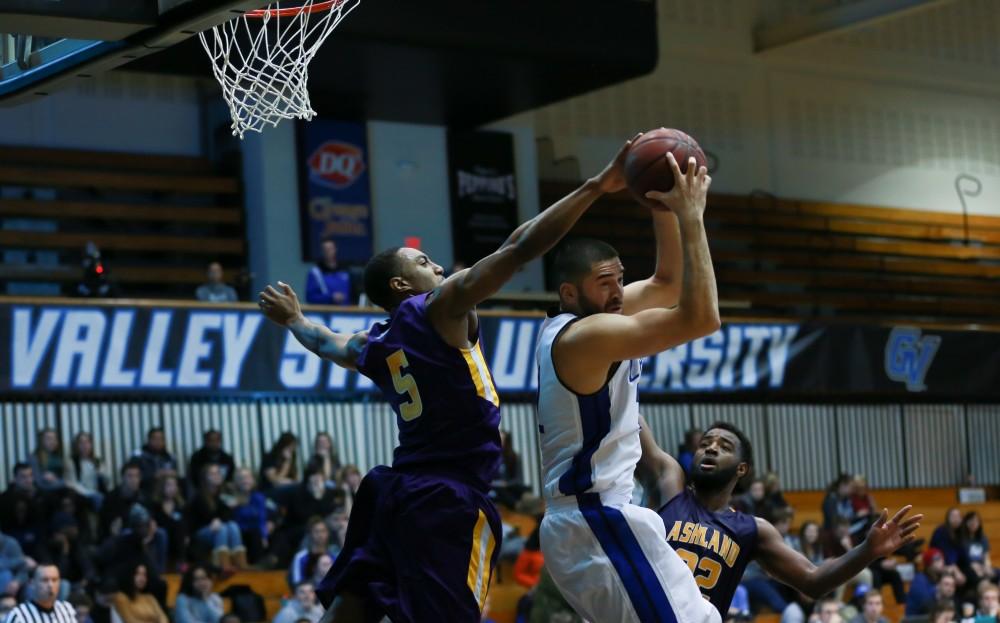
[316,465,502,623]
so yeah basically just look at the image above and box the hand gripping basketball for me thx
[643,152,711,218]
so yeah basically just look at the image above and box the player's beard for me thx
[577,294,606,317]
[690,461,741,494]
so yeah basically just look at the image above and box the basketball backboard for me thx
[0,0,265,102]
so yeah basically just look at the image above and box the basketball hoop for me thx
[199,0,361,139]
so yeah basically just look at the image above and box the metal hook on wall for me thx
[954,173,982,246]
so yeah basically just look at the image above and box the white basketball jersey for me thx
[536,311,642,503]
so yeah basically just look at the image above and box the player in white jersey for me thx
[536,152,721,623]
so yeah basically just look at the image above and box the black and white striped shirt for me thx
[2,600,76,623]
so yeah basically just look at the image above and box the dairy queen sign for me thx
[298,120,373,264]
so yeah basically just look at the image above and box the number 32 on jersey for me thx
[675,548,722,590]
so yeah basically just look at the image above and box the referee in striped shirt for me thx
[3,564,75,623]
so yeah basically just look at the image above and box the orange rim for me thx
[245,0,346,18]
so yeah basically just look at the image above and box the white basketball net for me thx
[199,0,361,138]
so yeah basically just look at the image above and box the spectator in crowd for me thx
[492,430,528,509]
[88,578,118,623]
[959,512,999,587]
[974,583,999,623]
[305,239,351,305]
[76,242,116,299]
[131,428,178,493]
[284,470,343,536]
[195,262,238,303]
[96,504,168,601]
[0,463,46,558]
[935,573,961,614]
[822,474,855,532]
[46,512,94,598]
[110,563,168,623]
[809,597,844,623]
[303,553,334,589]
[272,582,324,623]
[0,528,32,599]
[188,430,236,487]
[338,464,361,516]
[0,594,16,620]
[187,464,248,572]
[849,590,888,623]
[149,473,186,571]
[65,432,108,511]
[850,475,876,522]
[932,508,966,567]
[29,428,68,493]
[173,564,224,623]
[929,598,956,623]
[306,433,340,486]
[69,592,93,623]
[272,471,342,566]
[260,433,299,493]
[908,548,955,616]
[929,598,957,623]
[289,518,340,588]
[735,479,768,519]
[227,467,274,565]
[4,564,75,623]
[821,518,874,603]
[327,511,349,551]
[513,523,543,589]
[870,553,906,607]
[798,521,825,566]
[677,428,702,475]
[98,463,146,540]
[763,472,790,515]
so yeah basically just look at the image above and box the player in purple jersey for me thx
[637,421,922,619]
[257,134,643,623]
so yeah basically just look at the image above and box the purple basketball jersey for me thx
[658,488,759,617]
[356,292,502,491]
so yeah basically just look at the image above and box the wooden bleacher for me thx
[785,488,1000,567]
[0,145,245,299]
[165,569,288,623]
[541,182,1000,323]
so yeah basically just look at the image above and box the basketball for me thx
[624,128,707,204]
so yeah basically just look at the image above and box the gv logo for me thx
[884,327,940,392]
[308,141,365,189]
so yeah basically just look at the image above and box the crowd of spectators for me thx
[3,423,998,623]
[0,425,534,623]
[0,426,402,623]
[725,466,999,623]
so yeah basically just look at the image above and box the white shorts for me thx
[541,494,722,623]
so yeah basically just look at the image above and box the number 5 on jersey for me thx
[388,349,423,421]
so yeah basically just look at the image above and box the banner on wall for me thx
[297,119,373,265]
[3,302,1000,399]
[448,129,519,266]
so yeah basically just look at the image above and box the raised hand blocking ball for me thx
[624,128,707,205]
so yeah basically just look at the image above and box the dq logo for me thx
[308,141,365,189]
[884,327,941,392]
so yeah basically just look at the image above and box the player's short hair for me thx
[552,238,619,286]
[364,247,404,311]
[705,421,754,471]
